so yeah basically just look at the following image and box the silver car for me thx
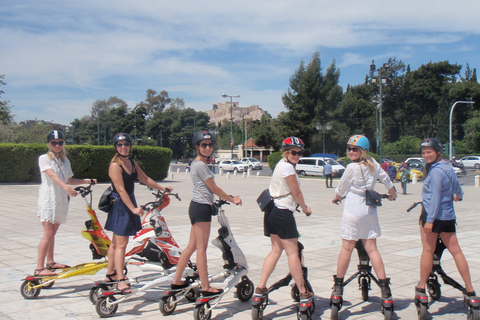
[218,160,248,172]
[240,157,263,170]
[458,156,480,169]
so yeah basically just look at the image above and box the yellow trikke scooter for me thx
[20,183,111,299]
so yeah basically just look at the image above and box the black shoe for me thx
[170,282,189,290]
[202,288,223,296]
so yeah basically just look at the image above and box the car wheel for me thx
[475,163,480,169]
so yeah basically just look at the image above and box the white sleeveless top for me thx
[269,158,298,212]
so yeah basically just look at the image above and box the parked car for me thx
[395,163,424,181]
[218,160,248,172]
[295,157,345,177]
[240,157,263,170]
[405,157,426,166]
[458,156,480,169]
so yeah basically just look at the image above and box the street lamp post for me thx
[222,94,240,159]
[133,105,140,145]
[316,122,332,162]
[370,60,389,162]
[449,100,474,159]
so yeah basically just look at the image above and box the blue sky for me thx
[1,0,479,125]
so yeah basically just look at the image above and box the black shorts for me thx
[419,208,456,233]
[264,206,298,239]
[189,201,213,225]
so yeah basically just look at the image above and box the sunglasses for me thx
[51,141,64,146]
[199,143,214,148]
[290,150,303,156]
[347,147,360,152]
[117,142,131,148]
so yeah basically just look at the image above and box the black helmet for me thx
[47,130,65,142]
[420,138,443,152]
[281,136,305,151]
[113,133,132,146]
[192,130,214,146]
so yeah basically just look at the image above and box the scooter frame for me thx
[20,183,111,299]
[407,201,480,320]
[251,241,315,320]
[191,198,254,320]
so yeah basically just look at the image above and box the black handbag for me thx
[360,165,383,207]
[256,189,274,213]
[98,186,116,212]
[365,189,382,207]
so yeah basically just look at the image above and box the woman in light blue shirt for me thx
[415,138,476,303]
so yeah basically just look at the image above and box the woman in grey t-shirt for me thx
[171,131,242,296]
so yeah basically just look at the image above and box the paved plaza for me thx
[1,168,480,320]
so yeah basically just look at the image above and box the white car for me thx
[458,156,480,169]
[240,157,263,170]
[295,157,345,177]
[218,160,248,172]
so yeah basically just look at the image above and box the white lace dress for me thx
[335,161,393,240]
[37,154,73,224]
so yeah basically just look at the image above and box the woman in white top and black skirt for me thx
[255,137,313,301]
[331,135,396,305]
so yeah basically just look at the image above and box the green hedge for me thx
[0,144,172,183]
[267,151,283,170]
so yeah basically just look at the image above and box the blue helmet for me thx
[347,134,369,150]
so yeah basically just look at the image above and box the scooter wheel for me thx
[42,280,55,289]
[20,280,41,299]
[383,307,393,320]
[427,279,441,300]
[361,278,369,301]
[89,286,107,305]
[416,302,427,320]
[291,285,300,302]
[193,303,211,320]
[469,306,480,320]
[330,304,340,320]
[298,312,311,320]
[96,296,118,318]
[236,278,254,302]
[159,295,177,315]
[251,305,263,320]
[185,287,200,302]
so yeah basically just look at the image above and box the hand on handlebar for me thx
[132,207,144,216]
[332,194,343,205]
[303,206,312,216]
[231,196,242,206]
[165,186,174,192]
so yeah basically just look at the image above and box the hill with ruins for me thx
[206,102,268,125]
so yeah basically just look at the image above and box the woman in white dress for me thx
[331,135,396,303]
[35,130,96,276]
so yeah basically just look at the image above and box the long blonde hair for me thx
[110,154,124,166]
[356,149,376,172]
[46,142,67,162]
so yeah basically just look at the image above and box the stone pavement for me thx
[1,170,480,320]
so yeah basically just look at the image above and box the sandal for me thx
[46,262,70,270]
[117,279,132,294]
[171,282,189,290]
[105,271,117,282]
[201,288,224,296]
[34,268,57,277]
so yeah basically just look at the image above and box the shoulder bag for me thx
[360,165,382,207]
[98,186,117,212]
[256,189,292,213]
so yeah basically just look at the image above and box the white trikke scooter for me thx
[159,197,254,320]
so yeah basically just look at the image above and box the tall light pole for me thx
[222,94,240,159]
[370,60,389,162]
[449,100,474,159]
[316,122,332,162]
[133,105,140,145]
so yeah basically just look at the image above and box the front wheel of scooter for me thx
[427,279,441,300]
[237,278,254,302]
[416,302,427,320]
[159,295,177,315]
[20,280,41,299]
[330,304,339,320]
[383,307,393,320]
[96,296,118,318]
[251,305,263,320]
[193,303,211,320]
[361,278,369,301]
[185,287,201,302]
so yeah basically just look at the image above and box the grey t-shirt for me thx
[191,160,215,204]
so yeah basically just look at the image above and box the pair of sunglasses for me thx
[290,150,303,156]
[200,143,214,148]
[117,142,131,147]
[51,141,64,146]
[347,147,360,152]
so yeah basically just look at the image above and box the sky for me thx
[1,0,480,126]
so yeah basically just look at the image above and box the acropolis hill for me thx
[206,102,268,125]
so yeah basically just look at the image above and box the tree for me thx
[137,89,172,118]
[0,75,14,125]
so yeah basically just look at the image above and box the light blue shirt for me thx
[324,163,332,175]
[422,161,463,223]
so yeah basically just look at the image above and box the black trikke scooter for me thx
[251,241,315,320]
[330,194,394,320]
[407,201,480,320]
